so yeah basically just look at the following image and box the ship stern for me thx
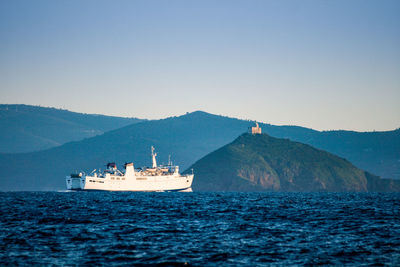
[66,173,85,190]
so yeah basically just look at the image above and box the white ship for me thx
[66,147,194,192]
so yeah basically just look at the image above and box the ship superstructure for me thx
[66,146,194,191]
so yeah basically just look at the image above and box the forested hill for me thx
[0,104,143,153]
[187,133,400,192]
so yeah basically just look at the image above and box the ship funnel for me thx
[151,146,157,168]
[124,162,135,177]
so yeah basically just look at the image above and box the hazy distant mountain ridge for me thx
[0,104,143,153]
[0,112,259,190]
[0,110,399,191]
[188,133,400,192]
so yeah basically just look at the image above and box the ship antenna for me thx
[168,155,171,166]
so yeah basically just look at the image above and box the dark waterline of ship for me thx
[0,191,399,266]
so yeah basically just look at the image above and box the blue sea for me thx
[0,192,399,266]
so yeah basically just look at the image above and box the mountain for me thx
[0,104,143,153]
[187,133,400,192]
[0,111,398,191]
[269,127,400,182]
[0,111,250,190]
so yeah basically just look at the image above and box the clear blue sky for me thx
[1,0,399,131]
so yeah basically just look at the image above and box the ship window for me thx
[111,178,114,180]
[122,178,125,180]
[117,178,120,180]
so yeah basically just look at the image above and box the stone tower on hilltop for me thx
[249,122,262,135]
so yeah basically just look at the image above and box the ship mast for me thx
[151,146,157,168]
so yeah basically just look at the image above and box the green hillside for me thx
[0,104,143,153]
[188,133,400,192]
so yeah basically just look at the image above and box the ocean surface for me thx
[0,192,399,266]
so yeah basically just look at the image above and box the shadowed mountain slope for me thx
[0,112,251,190]
[0,111,399,191]
[187,133,400,192]
[0,104,143,153]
